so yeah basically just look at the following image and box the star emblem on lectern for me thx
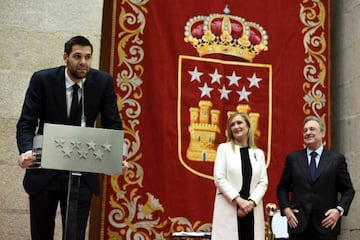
[51,137,117,163]
[87,141,96,151]
[78,148,88,159]
[102,142,112,152]
[54,139,66,148]
[93,149,104,160]
[71,139,82,149]
[62,147,73,158]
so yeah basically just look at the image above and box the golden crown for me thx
[184,6,268,62]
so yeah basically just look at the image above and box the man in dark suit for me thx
[16,36,124,239]
[276,115,355,240]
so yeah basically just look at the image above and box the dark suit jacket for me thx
[16,66,122,196]
[276,148,355,236]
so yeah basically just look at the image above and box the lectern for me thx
[39,123,124,239]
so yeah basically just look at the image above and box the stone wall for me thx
[331,1,360,239]
[0,1,104,239]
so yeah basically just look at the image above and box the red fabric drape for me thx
[98,1,331,239]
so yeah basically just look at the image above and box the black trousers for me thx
[289,218,337,240]
[29,172,92,240]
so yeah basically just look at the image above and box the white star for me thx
[198,82,214,98]
[226,71,242,86]
[87,141,96,151]
[247,72,262,88]
[237,86,252,102]
[78,148,88,159]
[209,68,222,84]
[71,139,82,149]
[188,66,203,82]
[62,147,73,158]
[54,139,65,148]
[102,142,112,152]
[93,149,104,161]
[218,85,232,100]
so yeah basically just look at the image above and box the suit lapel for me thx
[297,149,313,182]
[83,70,95,116]
[53,67,67,121]
[314,149,330,181]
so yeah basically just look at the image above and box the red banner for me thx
[98,0,331,239]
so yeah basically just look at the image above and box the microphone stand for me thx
[64,79,86,240]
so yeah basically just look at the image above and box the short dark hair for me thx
[64,36,93,55]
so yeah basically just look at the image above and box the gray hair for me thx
[303,115,325,132]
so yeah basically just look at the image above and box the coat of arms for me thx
[178,6,272,179]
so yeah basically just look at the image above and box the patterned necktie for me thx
[309,151,318,180]
[68,84,81,125]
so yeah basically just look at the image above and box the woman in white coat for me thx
[212,112,268,240]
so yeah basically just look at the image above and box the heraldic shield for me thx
[177,55,272,179]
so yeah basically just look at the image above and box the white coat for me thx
[211,143,268,240]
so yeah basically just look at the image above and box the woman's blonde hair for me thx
[226,112,257,151]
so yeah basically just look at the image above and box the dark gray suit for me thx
[17,66,122,195]
[16,66,122,239]
[277,148,355,238]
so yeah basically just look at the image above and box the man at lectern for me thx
[16,35,124,239]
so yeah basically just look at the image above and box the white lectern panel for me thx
[41,123,123,174]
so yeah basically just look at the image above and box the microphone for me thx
[80,79,86,127]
